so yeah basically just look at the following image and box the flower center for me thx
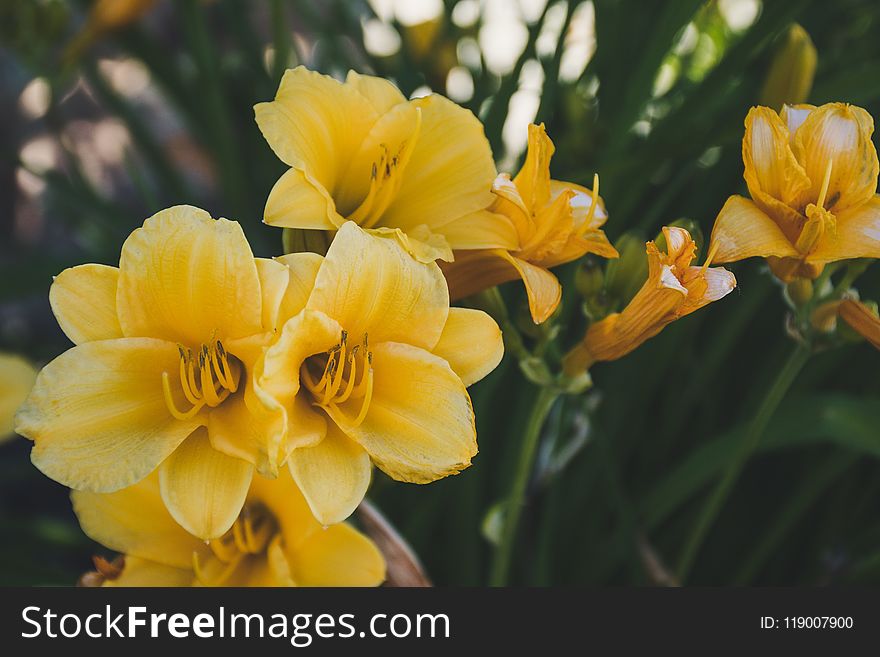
[162,340,240,421]
[301,330,374,428]
[348,142,410,229]
[192,502,278,586]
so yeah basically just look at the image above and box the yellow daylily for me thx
[16,206,291,540]
[73,468,385,587]
[564,227,736,371]
[838,299,880,349]
[255,66,517,262]
[709,103,880,282]
[440,124,618,324]
[256,221,504,525]
[0,353,37,443]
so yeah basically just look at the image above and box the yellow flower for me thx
[0,353,37,443]
[256,222,504,524]
[72,467,385,587]
[440,124,618,323]
[838,299,880,349]
[255,67,517,262]
[16,206,290,540]
[564,227,736,371]
[709,103,880,282]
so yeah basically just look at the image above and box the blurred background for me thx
[3,0,880,586]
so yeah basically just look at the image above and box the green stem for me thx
[490,386,560,586]
[676,345,811,581]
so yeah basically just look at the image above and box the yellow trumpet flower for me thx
[255,67,517,262]
[440,124,618,324]
[16,206,291,540]
[564,227,736,371]
[838,299,880,350]
[255,222,504,525]
[73,467,385,587]
[709,103,880,282]
[0,353,37,443]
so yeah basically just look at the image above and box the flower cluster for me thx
[12,61,880,587]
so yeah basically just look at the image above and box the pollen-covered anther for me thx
[162,340,241,421]
[301,330,374,427]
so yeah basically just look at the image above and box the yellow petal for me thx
[432,308,503,387]
[288,423,372,525]
[50,264,122,344]
[17,338,199,492]
[159,428,254,540]
[255,66,379,197]
[781,103,816,136]
[368,226,453,264]
[307,222,449,351]
[274,252,324,323]
[259,308,341,408]
[263,166,341,229]
[838,299,880,349]
[743,106,811,207]
[791,102,879,213]
[0,353,36,440]
[809,195,880,263]
[499,251,562,324]
[117,205,263,345]
[237,535,295,586]
[514,123,554,209]
[205,375,288,477]
[436,208,520,251]
[72,474,199,569]
[380,94,497,233]
[248,468,322,552]
[343,342,476,483]
[290,523,386,587]
[255,258,289,334]
[103,557,194,587]
[345,70,407,114]
[709,195,800,263]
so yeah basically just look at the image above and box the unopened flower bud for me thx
[759,24,817,111]
[785,278,814,307]
[604,234,648,308]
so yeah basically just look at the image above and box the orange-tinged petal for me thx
[679,266,737,316]
[838,299,880,349]
[514,123,554,210]
[432,308,504,387]
[743,106,811,207]
[72,473,199,569]
[781,103,815,138]
[17,338,200,492]
[791,102,879,213]
[159,428,254,540]
[117,205,263,345]
[709,195,800,263]
[50,264,122,345]
[499,251,562,324]
[439,249,521,301]
[288,423,372,525]
[808,195,880,263]
[307,222,449,351]
[342,342,476,484]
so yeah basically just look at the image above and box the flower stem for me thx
[676,345,810,581]
[490,386,560,586]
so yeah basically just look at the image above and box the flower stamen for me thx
[162,341,240,421]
